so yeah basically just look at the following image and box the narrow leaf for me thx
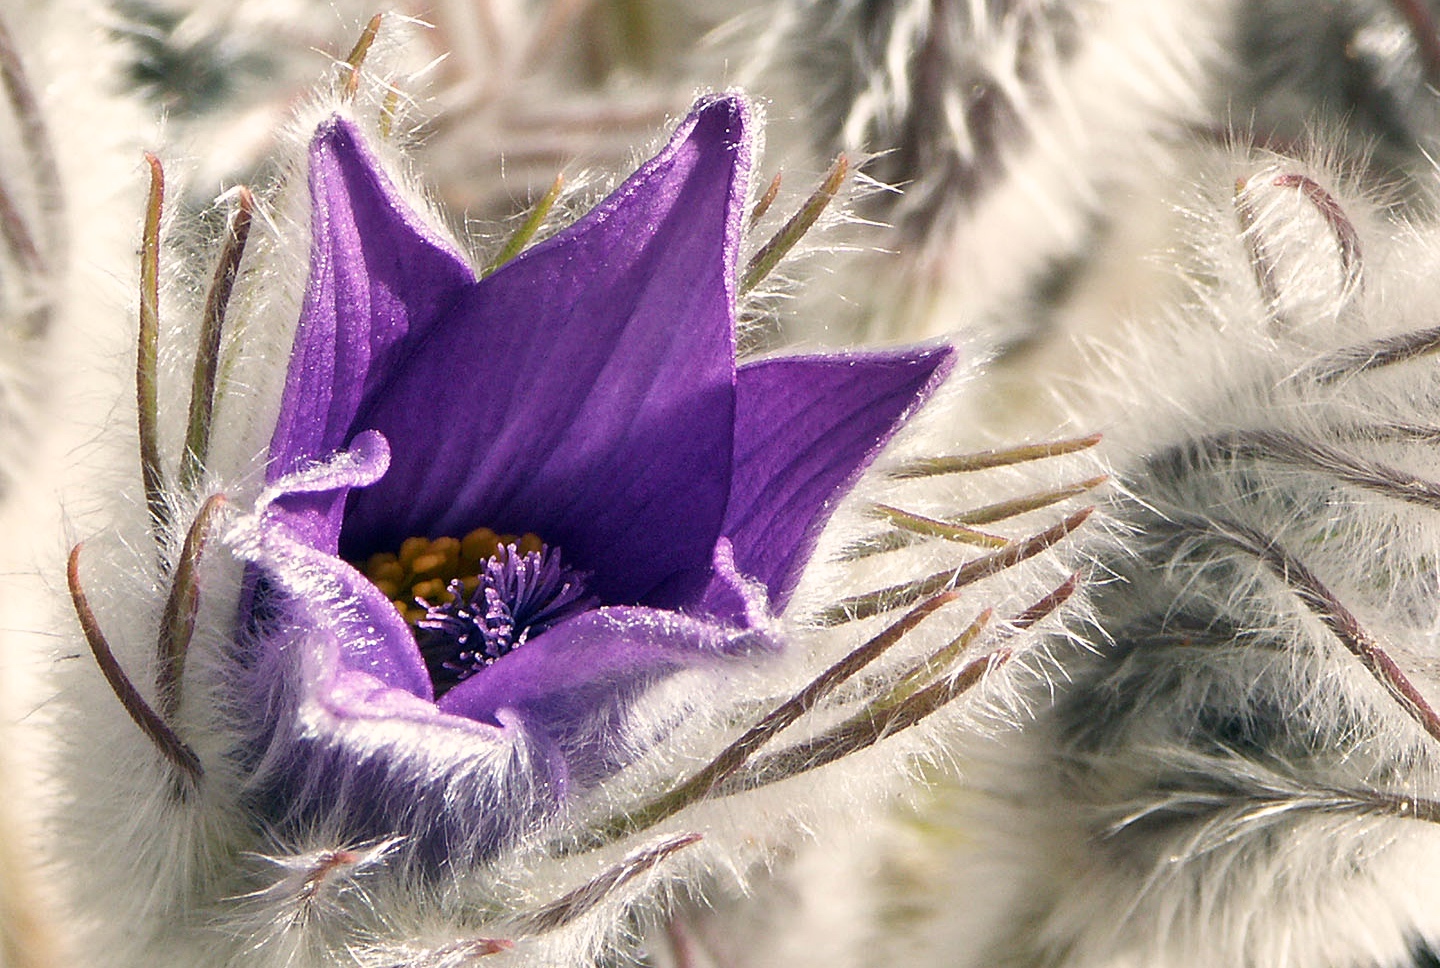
[68,544,202,787]
[482,173,565,276]
[1186,430,1440,511]
[1186,515,1440,745]
[889,434,1102,479]
[518,834,701,934]
[822,507,1093,624]
[1272,173,1363,294]
[843,475,1106,560]
[740,154,847,294]
[341,13,383,101]
[584,587,963,845]
[872,504,1008,548]
[1307,325,1440,384]
[181,189,253,492]
[736,576,1079,792]
[379,88,402,139]
[138,153,168,541]
[748,171,782,227]
[726,649,1007,794]
[156,495,227,718]
[1234,175,1284,329]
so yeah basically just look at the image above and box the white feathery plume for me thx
[101,0,766,221]
[905,133,1440,968]
[1221,0,1440,196]
[733,0,1440,402]
[738,0,1223,349]
[0,3,163,966]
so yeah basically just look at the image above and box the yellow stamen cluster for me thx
[359,527,544,625]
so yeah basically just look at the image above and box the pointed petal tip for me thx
[668,92,752,198]
[686,92,750,140]
[899,339,959,377]
[309,113,362,156]
[341,94,759,592]
[723,340,958,611]
[272,103,474,486]
[913,341,959,405]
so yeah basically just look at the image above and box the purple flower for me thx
[241,95,953,851]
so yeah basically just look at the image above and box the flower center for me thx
[358,528,596,696]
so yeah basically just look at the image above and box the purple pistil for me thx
[417,543,597,695]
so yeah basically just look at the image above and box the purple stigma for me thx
[416,543,597,695]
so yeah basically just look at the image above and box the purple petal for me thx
[340,96,752,606]
[695,537,770,628]
[723,345,956,610]
[244,504,434,701]
[261,429,390,554]
[237,604,555,861]
[235,511,565,858]
[268,115,475,505]
[438,602,774,787]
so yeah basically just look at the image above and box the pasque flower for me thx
[237,94,954,854]
[47,22,1103,961]
[55,48,1058,960]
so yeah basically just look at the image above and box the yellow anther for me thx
[461,527,501,565]
[399,536,430,567]
[412,578,446,603]
[357,525,556,631]
[372,560,405,585]
[431,536,461,573]
[411,552,448,578]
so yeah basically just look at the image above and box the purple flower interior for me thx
[260,95,955,749]
[339,99,748,607]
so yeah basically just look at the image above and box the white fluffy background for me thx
[894,130,1440,968]
[0,3,159,966]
